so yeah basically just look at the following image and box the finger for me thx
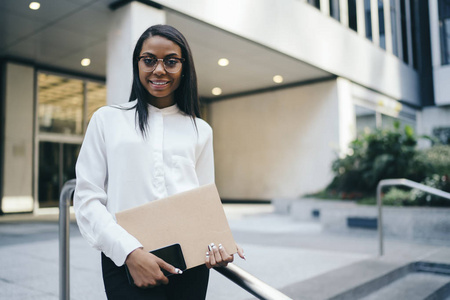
[218,244,233,264]
[155,257,182,277]
[210,243,222,265]
[205,251,212,269]
[208,244,217,266]
[237,244,246,260]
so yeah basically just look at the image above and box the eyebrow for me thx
[140,52,180,57]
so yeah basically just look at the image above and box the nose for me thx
[153,59,166,75]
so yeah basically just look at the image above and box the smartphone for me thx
[125,243,186,285]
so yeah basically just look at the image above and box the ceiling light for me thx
[212,87,222,96]
[29,2,40,10]
[81,58,91,67]
[218,58,229,67]
[273,75,283,84]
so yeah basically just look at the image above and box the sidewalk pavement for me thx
[0,205,449,300]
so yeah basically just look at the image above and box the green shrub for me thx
[328,122,427,196]
[383,188,412,206]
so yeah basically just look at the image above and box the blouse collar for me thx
[148,103,180,115]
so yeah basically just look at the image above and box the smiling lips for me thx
[150,80,170,87]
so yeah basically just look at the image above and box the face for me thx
[138,35,183,108]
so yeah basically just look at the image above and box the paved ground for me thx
[0,204,449,300]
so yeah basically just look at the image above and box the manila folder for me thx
[115,183,237,269]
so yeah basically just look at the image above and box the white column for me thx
[356,0,366,37]
[339,0,349,26]
[320,0,330,16]
[2,63,34,213]
[429,0,441,67]
[107,2,166,105]
[383,0,393,53]
[337,77,356,156]
[395,0,403,60]
[371,0,380,46]
[405,0,414,67]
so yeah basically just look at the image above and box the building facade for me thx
[0,0,449,213]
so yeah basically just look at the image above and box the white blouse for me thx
[74,100,215,266]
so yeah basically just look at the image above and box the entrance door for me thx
[36,72,105,208]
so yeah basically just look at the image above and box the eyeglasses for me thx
[138,56,185,73]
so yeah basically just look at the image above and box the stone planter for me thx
[273,198,450,243]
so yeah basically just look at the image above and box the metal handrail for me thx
[58,180,292,300]
[377,178,450,256]
[59,179,76,300]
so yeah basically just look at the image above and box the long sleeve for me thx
[196,125,215,186]
[74,111,142,266]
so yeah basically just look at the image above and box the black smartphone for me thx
[125,243,186,285]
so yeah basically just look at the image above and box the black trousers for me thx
[101,253,209,300]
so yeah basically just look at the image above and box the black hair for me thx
[129,24,200,136]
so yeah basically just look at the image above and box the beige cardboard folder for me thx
[116,183,237,269]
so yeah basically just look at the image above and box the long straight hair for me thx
[129,25,200,136]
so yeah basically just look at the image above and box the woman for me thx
[74,24,244,300]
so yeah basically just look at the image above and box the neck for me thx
[148,96,175,109]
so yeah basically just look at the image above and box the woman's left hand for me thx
[205,243,245,269]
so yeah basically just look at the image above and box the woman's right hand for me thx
[125,248,182,288]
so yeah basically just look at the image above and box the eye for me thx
[142,57,156,66]
[165,58,179,67]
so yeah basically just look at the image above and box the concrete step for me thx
[279,259,450,300]
[359,272,450,300]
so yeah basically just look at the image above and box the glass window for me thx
[348,0,358,31]
[400,0,409,64]
[439,0,450,65]
[37,72,106,207]
[390,0,399,57]
[307,0,320,9]
[410,0,418,69]
[38,74,84,135]
[330,0,340,21]
[87,81,107,121]
[378,0,386,50]
[355,105,377,134]
[364,0,372,40]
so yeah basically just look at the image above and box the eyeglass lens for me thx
[140,57,182,73]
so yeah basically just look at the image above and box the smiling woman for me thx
[73,24,244,300]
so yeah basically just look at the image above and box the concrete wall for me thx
[209,81,340,200]
[1,63,34,212]
[153,0,420,105]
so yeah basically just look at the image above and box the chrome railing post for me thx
[59,179,76,300]
[377,178,450,257]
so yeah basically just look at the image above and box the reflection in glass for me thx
[38,142,80,207]
[348,0,357,31]
[378,0,386,49]
[390,0,399,56]
[87,82,107,122]
[365,0,372,40]
[38,142,60,207]
[439,0,450,65]
[355,105,377,134]
[330,0,340,21]
[38,74,84,135]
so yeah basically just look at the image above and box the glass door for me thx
[36,72,105,208]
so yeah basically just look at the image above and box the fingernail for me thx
[208,245,212,251]
[175,268,183,274]
[218,244,223,250]
[206,252,210,257]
